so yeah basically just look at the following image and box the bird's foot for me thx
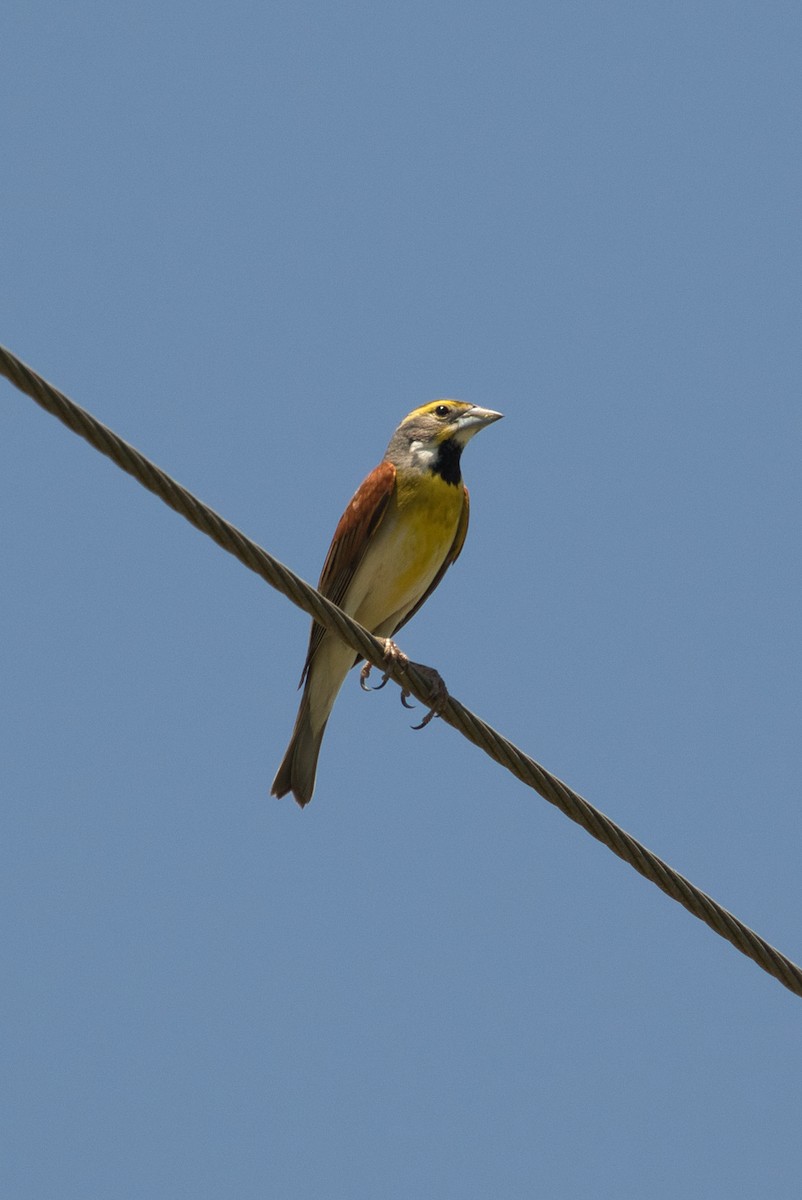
[405,661,449,729]
[360,643,447,729]
[360,639,409,692]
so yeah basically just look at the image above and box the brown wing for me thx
[300,460,397,681]
[391,483,470,638]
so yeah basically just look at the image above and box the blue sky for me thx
[3,2,802,1196]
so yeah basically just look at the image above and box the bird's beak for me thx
[468,405,503,425]
[454,405,504,442]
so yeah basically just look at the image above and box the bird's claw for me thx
[411,708,438,730]
[360,639,408,693]
[360,643,448,731]
[362,662,388,691]
[407,662,449,730]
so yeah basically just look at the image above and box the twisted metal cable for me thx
[3,342,801,999]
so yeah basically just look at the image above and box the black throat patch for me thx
[432,438,463,485]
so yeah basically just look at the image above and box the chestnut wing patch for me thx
[300,460,397,681]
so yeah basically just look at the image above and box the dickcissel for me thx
[271,399,503,807]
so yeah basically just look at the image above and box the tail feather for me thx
[271,696,328,808]
[272,635,356,806]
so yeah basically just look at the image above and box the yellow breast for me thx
[347,470,464,632]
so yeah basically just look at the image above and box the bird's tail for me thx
[270,694,328,808]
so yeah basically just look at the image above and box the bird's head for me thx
[386,400,503,483]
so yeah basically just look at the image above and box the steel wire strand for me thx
[3,342,801,999]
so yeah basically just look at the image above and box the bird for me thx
[271,399,503,807]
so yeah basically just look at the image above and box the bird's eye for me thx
[434,404,450,418]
